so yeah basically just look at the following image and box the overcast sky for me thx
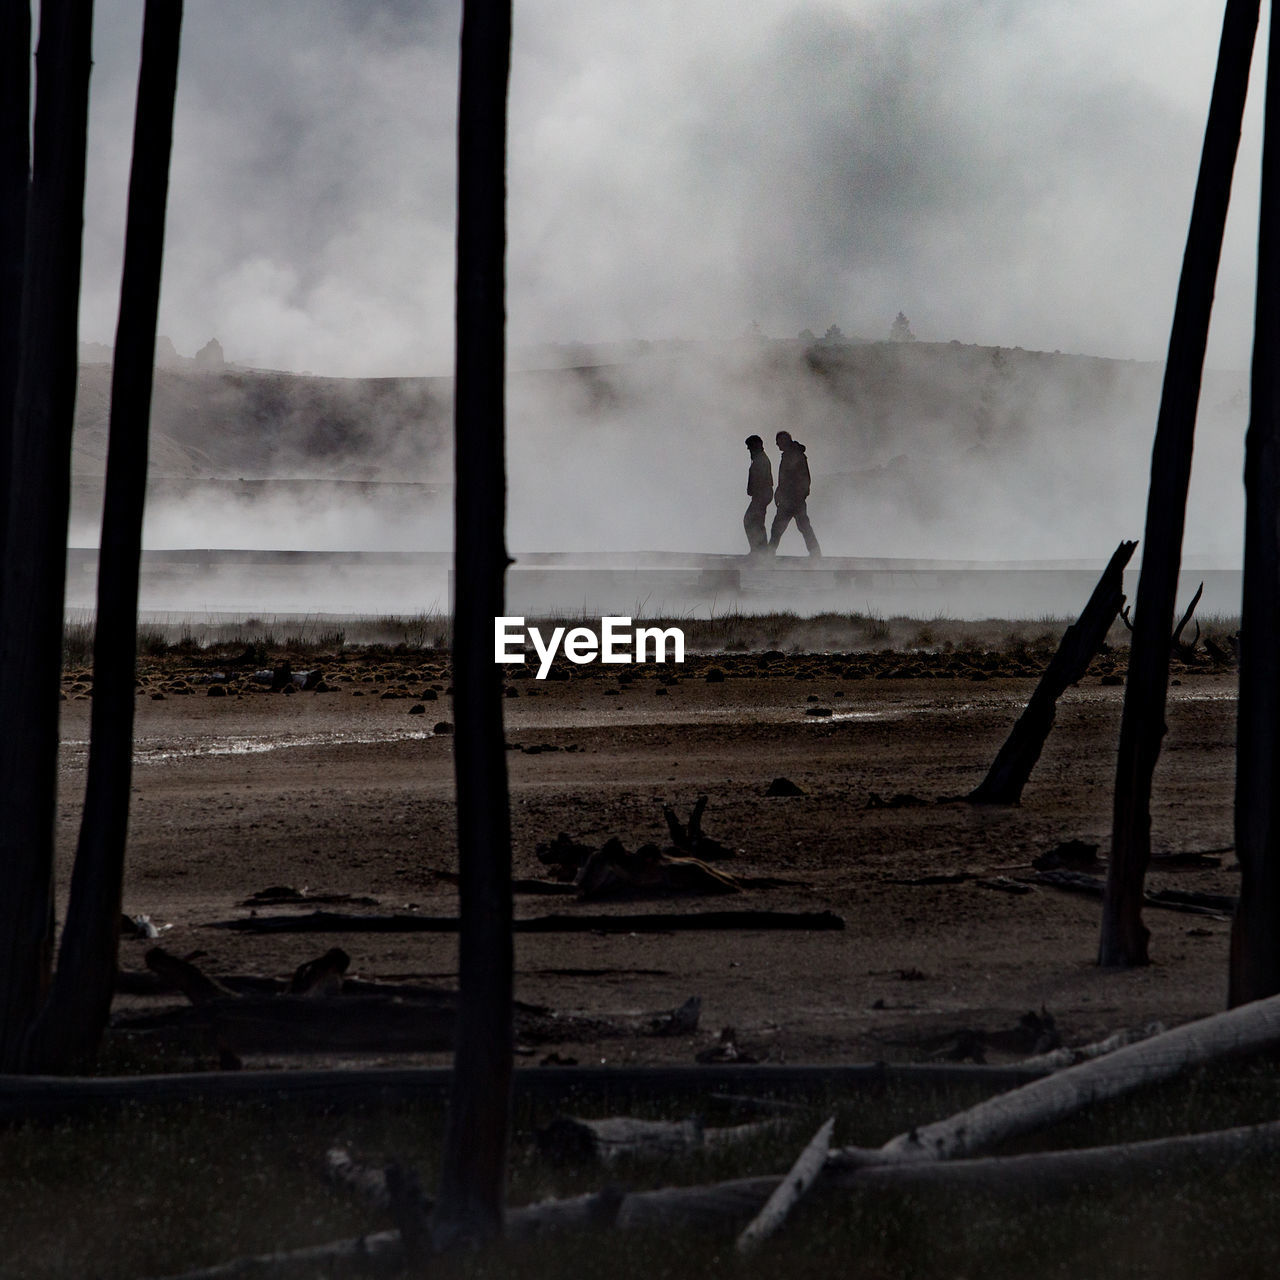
[74,0,1270,377]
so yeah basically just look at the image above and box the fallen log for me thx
[144,947,236,1004]
[141,1229,406,1279]
[536,1113,783,1165]
[113,995,459,1053]
[0,1062,1046,1127]
[111,993,703,1054]
[576,841,742,900]
[966,539,1137,805]
[116,970,466,1002]
[865,988,1280,1164]
[208,909,846,934]
[1018,1022,1166,1071]
[1029,871,1235,916]
[1147,887,1237,913]
[736,1116,834,1254]
[147,1120,1280,1277]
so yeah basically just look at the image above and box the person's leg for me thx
[769,504,794,549]
[794,504,822,557]
[744,502,767,551]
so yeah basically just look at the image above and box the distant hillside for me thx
[70,339,1249,560]
[72,364,454,483]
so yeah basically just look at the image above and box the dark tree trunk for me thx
[26,0,183,1071]
[1100,0,1258,969]
[432,0,513,1252]
[1231,5,1280,1007]
[966,540,1136,805]
[0,0,30,594]
[0,0,93,1071]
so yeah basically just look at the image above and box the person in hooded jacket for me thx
[743,434,773,554]
[768,430,821,557]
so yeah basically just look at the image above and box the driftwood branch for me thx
[113,992,703,1054]
[1172,581,1205,653]
[210,909,845,934]
[966,540,1136,805]
[144,946,237,1004]
[1018,1022,1166,1071]
[148,1119,1280,1278]
[868,990,1280,1164]
[536,1113,782,1165]
[0,1062,1047,1128]
[1030,870,1236,917]
[736,1116,834,1254]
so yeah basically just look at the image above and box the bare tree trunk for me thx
[1101,0,1259,969]
[0,0,93,1071]
[0,0,30,596]
[27,0,184,1071]
[1232,4,1280,1006]
[431,0,513,1251]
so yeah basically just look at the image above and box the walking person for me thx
[768,430,821,557]
[743,434,773,554]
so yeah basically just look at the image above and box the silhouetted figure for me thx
[769,430,821,557]
[743,434,773,554]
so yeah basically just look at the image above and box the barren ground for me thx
[58,646,1241,1071]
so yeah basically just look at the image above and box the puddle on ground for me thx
[60,727,436,765]
[803,709,906,723]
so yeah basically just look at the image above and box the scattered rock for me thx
[540,1051,578,1066]
[433,721,454,734]
[648,995,702,1036]
[1032,839,1101,872]
[865,792,927,809]
[765,776,806,797]
[408,704,426,715]
[695,1025,757,1064]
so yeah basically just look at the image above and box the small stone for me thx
[408,704,426,715]
[433,721,454,734]
[765,776,806,797]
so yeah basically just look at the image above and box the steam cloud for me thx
[63,1,1266,587]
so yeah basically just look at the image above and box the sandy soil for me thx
[56,648,1241,1070]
